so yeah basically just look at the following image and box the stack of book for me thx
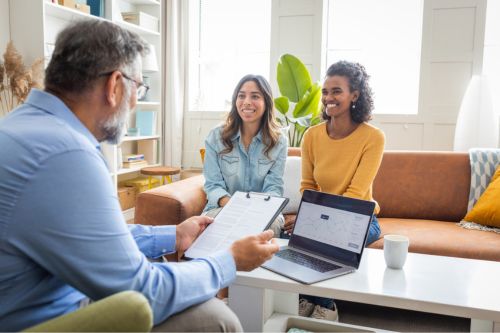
[122,154,148,169]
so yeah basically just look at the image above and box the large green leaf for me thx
[292,82,321,118]
[274,96,289,115]
[311,114,322,126]
[276,54,312,103]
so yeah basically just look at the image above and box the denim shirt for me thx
[203,126,288,212]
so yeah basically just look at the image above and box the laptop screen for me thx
[290,190,375,268]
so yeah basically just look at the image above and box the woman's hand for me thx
[218,196,230,207]
[283,215,296,235]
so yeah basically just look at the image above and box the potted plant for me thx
[0,41,44,117]
[274,54,322,147]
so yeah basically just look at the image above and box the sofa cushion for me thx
[369,218,500,261]
[464,166,500,228]
[373,152,470,222]
[282,156,301,214]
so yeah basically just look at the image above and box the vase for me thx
[453,75,499,151]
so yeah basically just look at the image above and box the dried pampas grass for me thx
[0,41,44,117]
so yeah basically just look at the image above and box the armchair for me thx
[24,291,153,332]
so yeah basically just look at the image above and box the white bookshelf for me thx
[9,0,164,213]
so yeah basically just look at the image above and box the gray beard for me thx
[101,92,130,145]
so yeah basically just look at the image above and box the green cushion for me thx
[24,291,153,332]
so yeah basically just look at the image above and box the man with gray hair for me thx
[0,20,278,331]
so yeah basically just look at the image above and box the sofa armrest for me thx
[135,175,206,226]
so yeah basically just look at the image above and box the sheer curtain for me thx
[162,0,187,166]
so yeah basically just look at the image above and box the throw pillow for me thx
[464,165,500,227]
[282,156,302,214]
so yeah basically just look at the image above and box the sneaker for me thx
[309,303,339,322]
[298,298,315,317]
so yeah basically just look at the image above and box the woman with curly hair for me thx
[202,74,288,236]
[285,61,385,321]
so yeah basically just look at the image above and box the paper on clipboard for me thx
[184,191,289,259]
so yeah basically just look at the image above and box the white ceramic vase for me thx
[453,75,499,151]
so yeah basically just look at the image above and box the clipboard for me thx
[184,191,289,259]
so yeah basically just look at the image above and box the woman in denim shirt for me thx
[203,74,288,236]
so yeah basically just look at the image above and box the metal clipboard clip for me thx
[246,192,271,201]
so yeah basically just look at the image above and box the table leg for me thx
[471,319,494,332]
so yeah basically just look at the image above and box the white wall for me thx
[182,0,490,168]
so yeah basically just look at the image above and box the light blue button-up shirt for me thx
[0,90,236,331]
[203,125,288,212]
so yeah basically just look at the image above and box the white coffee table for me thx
[228,240,500,332]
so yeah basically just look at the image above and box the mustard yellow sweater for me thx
[300,122,385,213]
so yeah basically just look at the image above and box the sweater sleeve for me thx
[300,128,320,193]
[343,128,385,199]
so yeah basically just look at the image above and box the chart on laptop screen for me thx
[293,201,370,253]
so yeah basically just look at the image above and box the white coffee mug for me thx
[383,234,409,269]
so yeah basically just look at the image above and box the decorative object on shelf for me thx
[142,44,159,72]
[87,0,104,17]
[117,186,137,210]
[140,76,151,101]
[136,110,156,136]
[122,153,147,168]
[454,75,499,151]
[117,146,123,169]
[127,127,140,136]
[138,140,157,164]
[274,54,322,147]
[140,44,158,101]
[123,160,149,168]
[57,0,90,14]
[123,153,145,163]
[0,41,44,117]
[122,11,159,32]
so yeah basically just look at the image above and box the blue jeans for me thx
[300,216,381,309]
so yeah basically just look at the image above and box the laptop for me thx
[262,189,375,284]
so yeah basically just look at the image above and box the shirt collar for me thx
[231,128,263,143]
[25,89,100,149]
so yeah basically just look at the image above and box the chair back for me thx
[199,148,205,163]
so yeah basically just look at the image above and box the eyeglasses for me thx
[99,71,149,100]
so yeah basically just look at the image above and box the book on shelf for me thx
[136,111,156,136]
[122,160,149,169]
[122,154,145,162]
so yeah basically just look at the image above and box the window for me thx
[188,0,271,112]
[325,0,424,114]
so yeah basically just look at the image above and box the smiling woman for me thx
[202,74,288,237]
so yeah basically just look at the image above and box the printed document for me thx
[185,191,288,258]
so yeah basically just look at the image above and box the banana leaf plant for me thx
[274,54,323,147]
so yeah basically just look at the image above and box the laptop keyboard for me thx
[275,249,341,273]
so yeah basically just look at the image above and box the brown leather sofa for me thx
[135,148,500,261]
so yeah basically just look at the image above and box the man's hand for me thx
[283,216,296,235]
[229,230,279,271]
[176,216,213,252]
